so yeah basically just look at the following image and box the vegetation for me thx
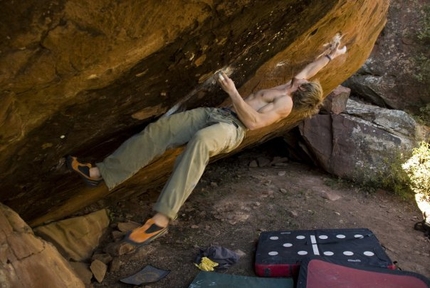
[373,152,413,199]
[402,141,430,201]
[349,142,430,202]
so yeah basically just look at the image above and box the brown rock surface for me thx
[321,85,351,115]
[0,203,84,287]
[90,259,107,283]
[33,209,110,261]
[0,0,389,225]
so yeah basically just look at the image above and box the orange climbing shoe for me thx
[66,156,102,186]
[123,218,168,248]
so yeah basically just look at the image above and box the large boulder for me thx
[299,99,418,182]
[0,0,390,225]
[34,209,110,261]
[343,0,430,113]
[0,203,84,288]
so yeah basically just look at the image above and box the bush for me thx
[402,141,430,200]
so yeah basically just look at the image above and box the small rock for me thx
[271,156,289,165]
[249,160,258,168]
[191,225,199,229]
[279,188,288,194]
[92,253,113,265]
[241,206,251,212]
[262,190,273,196]
[320,191,341,201]
[109,258,122,273]
[235,249,246,257]
[117,221,141,232]
[105,241,135,257]
[257,157,271,167]
[112,230,124,240]
[69,261,92,286]
[199,211,207,217]
[278,171,286,176]
[289,211,299,218]
[90,259,107,283]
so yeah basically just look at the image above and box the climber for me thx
[67,41,347,253]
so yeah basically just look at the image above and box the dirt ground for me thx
[91,141,430,288]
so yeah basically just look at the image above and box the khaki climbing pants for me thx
[96,107,247,220]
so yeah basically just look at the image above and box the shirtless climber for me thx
[67,41,347,253]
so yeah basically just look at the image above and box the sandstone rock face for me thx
[34,209,110,261]
[0,203,84,288]
[343,0,430,113]
[0,0,390,225]
[299,99,418,182]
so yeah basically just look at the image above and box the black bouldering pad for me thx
[188,271,294,288]
[119,265,170,285]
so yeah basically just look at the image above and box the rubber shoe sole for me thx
[66,156,102,187]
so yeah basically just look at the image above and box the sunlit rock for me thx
[0,0,390,225]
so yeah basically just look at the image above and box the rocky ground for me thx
[88,140,430,287]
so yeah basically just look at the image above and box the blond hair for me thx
[292,81,323,118]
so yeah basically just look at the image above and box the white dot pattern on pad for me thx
[283,243,293,247]
[343,251,354,256]
[336,234,346,239]
[268,251,278,256]
[296,235,305,239]
[364,251,375,256]
[298,251,308,255]
[323,251,334,256]
[319,235,328,239]
[270,236,279,240]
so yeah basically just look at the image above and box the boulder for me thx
[0,203,84,288]
[298,99,418,182]
[0,0,390,225]
[343,0,430,113]
[321,85,351,115]
[33,209,110,261]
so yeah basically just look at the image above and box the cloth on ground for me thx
[194,246,239,271]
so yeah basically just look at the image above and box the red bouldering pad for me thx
[297,257,430,288]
